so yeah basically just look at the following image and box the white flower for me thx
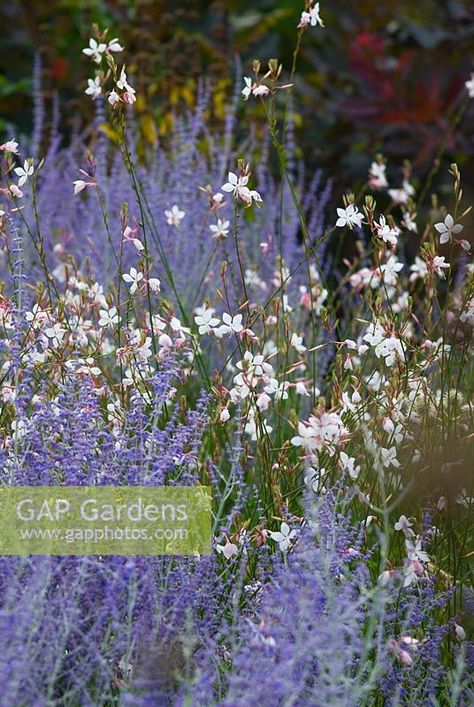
[290,332,307,353]
[148,277,161,293]
[455,624,466,642]
[222,171,262,206]
[44,323,65,348]
[108,90,121,106]
[380,255,403,287]
[394,515,414,537]
[216,313,244,337]
[340,452,360,480]
[308,3,324,27]
[14,159,34,187]
[291,423,319,452]
[402,211,418,233]
[116,67,133,92]
[409,256,428,282]
[165,205,185,227]
[25,303,49,327]
[434,214,463,245]
[380,446,400,469]
[0,138,19,154]
[122,267,144,295]
[336,203,363,229]
[295,381,310,396]
[465,73,474,98]
[460,297,474,327]
[98,306,121,328]
[248,188,263,206]
[209,218,230,239]
[388,179,415,205]
[375,214,400,248]
[405,536,430,564]
[304,466,326,494]
[194,305,220,335]
[82,38,107,63]
[268,522,298,552]
[222,171,251,201]
[242,76,253,100]
[85,76,102,99]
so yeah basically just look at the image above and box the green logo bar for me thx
[0,486,212,556]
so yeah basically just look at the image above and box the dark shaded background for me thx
[1,0,474,197]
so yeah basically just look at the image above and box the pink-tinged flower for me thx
[369,161,388,190]
[211,192,225,210]
[388,639,414,667]
[219,406,230,423]
[431,255,450,279]
[377,569,393,586]
[252,84,270,98]
[434,213,463,245]
[106,37,124,53]
[242,76,271,100]
[147,278,161,293]
[85,76,102,99]
[122,226,144,251]
[122,267,144,295]
[336,203,363,229]
[123,90,136,105]
[0,138,19,154]
[165,205,185,227]
[14,159,34,187]
[298,3,324,28]
[73,179,95,195]
[215,537,238,559]
[465,73,474,98]
[82,38,107,63]
[9,184,23,198]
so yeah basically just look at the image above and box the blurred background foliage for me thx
[1,0,474,194]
